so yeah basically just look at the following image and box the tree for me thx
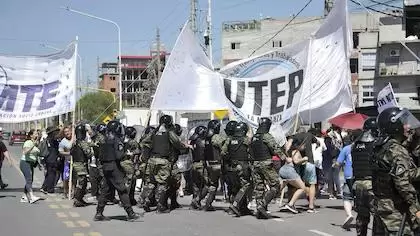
[76,91,116,123]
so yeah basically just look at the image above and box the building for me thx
[99,51,166,108]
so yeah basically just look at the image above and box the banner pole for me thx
[68,36,78,200]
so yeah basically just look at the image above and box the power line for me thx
[0,38,148,44]
[351,0,402,11]
[249,0,314,57]
[368,0,403,9]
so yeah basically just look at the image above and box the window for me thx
[361,53,376,71]
[110,76,116,81]
[350,58,359,73]
[390,82,399,89]
[363,98,374,103]
[110,88,116,92]
[231,42,240,50]
[362,91,374,97]
[362,85,373,89]
[272,41,282,48]
[353,32,360,49]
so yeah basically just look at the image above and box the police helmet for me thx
[225,121,238,136]
[363,117,377,131]
[234,122,248,137]
[96,123,107,134]
[258,117,272,133]
[189,125,207,141]
[377,107,404,137]
[75,124,87,141]
[208,120,221,134]
[125,126,137,139]
[107,120,124,136]
[174,124,182,136]
[159,115,173,127]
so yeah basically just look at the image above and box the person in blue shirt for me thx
[333,129,363,230]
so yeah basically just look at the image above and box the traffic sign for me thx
[102,115,112,124]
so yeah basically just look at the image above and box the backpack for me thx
[38,139,50,158]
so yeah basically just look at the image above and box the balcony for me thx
[378,61,420,77]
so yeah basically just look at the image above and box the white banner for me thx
[0,42,77,123]
[220,0,353,134]
[377,83,399,113]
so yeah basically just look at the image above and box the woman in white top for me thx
[20,130,41,203]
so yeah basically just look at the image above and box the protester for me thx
[40,127,60,194]
[0,138,12,190]
[20,129,41,203]
[59,126,73,199]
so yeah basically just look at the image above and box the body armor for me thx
[352,141,374,180]
[100,134,124,162]
[228,138,248,161]
[151,132,171,158]
[192,138,205,162]
[204,136,221,161]
[250,133,271,161]
[71,142,86,163]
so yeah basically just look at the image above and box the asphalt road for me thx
[0,143,369,236]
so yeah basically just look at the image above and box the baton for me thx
[397,212,407,236]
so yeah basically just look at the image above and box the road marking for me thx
[45,198,52,202]
[63,221,76,228]
[56,212,68,218]
[308,230,334,236]
[89,233,102,236]
[49,204,59,209]
[60,204,71,209]
[69,212,80,218]
[272,218,284,222]
[77,220,90,228]
[54,198,62,202]
[73,233,85,236]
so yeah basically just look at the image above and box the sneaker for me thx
[20,195,28,203]
[179,190,184,198]
[29,196,41,204]
[285,204,299,214]
[40,189,48,194]
[343,215,354,229]
[307,208,317,213]
[0,183,8,189]
[329,195,337,200]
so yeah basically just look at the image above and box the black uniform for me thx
[94,121,141,221]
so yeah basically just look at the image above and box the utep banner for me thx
[220,0,353,133]
[220,40,309,132]
[0,42,77,123]
[377,83,399,113]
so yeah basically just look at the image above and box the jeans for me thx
[20,160,35,194]
[0,157,4,186]
[324,166,341,195]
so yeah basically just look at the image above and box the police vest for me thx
[151,132,171,158]
[250,133,271,161]
[204,136,221,161]
[228,138,248,161]
[71,142,86,163]
[100,135,124,162]
[352,141,374,180]
[192,138,205,162]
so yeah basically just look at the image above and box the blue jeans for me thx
[20,160,35,194]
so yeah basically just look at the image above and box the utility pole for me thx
[324,0,334,16]
[190,0,198,34]
[205,0,213,63]
[97,56,100,87]
[156,27,161,80]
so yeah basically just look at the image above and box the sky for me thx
[0,0,402,86]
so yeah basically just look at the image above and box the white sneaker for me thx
[29,196,41,204]
[20,195,28,203]
[179,190,184,198]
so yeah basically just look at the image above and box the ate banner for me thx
[0,42,77,123]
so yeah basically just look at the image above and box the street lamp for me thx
[62,6,123,111]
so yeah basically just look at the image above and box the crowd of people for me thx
[3,106,420,235]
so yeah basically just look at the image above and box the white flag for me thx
[377,83,399,113]
[0,42,77,123]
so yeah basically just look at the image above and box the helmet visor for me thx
[391,108,420,130]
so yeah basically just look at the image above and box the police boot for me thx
[190,199,201,210]
[203,190,217,212]
[156,192,170,214]
[256,200,271,219]
[229,198,242,217]
[170,192,181,210]
[125,207,143,221]
[94,208,110,221]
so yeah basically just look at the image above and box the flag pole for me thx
[69,36,79,200]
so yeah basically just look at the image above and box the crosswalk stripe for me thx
[89,232,102,236]
[49,204,59,209]
[63,221,76,228]
[60,204,71,209]
[77,220,90,228]
[308,230,334,236]
[73,233,85,236]
[69,212,80,218]
[56,212,67,218]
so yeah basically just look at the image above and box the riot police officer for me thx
[71,124,93,207]
[203,120,226,211]
[141,115,186,213]
[222,122,252,217]
[372,107,420,235]
[121,126,140,206]
[94,120,141,221]
[351,118,377,235]
[167,124,186,210]
[250,117,284,219]
[223,120,238,205]
[189,125,208,210]
[138,126,157,210]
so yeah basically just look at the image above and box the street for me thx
[0,144,366,236]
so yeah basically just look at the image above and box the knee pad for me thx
[77,175,87,188]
